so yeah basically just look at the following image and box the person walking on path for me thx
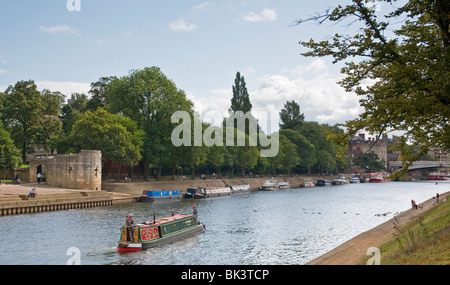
[37,172,41,184]
[13,173,19,185]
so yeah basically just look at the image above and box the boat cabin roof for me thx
[136,214,195,228]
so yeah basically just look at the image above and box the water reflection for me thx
[0,181,447,265]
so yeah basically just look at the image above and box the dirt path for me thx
[306,191,450,265]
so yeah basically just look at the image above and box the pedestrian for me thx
[436,193,439,205]
[411,199,417,210]
[13,173,19,185]
[432,196,436,206]
[37,172,41,184]
[126,213,135,242]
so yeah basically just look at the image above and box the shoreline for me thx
[306,190,450,265]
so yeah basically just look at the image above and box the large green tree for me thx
[279,100,305,130]
[0,122,21,172]
[230,71,252,113]
[69,108,144,173]
[105,66,194,180]
[296,0,450,174]
[1,80,43,163]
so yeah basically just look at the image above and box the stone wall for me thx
[29,150,102,191]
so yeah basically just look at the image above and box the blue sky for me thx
[0,0,373,133]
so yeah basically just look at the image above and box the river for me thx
[0,180,447,265]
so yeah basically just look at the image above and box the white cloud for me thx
[193,2,210,11]
[39,25,81,37]
[35,81,91,96]
[169,19,198,32]
[242,7,277,23]
[250,60,363,127]
[0,68,7,75]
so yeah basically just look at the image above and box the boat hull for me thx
[261,186,279,191]
[231,184,252,195]
[117,223,205,252]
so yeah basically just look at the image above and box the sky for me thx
[0,0,381,134]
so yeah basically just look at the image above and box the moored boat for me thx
[428,172,450,180]
[117,214,205,252]
[231,184,252,194]
[138,190,181,202]
[261,180,279,191]
[333,174,349,185]
[316,179,332,186]
[302,179,315,187]
[350,176,360,183]
[369,172,390,183]
[204,186,232,198]
[278,180,291,189]
[184,187,206,199]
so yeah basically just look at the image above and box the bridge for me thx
[389,160,450,171]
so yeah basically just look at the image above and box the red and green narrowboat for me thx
[117,214,205,252]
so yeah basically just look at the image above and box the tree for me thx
[354,153,386,172]
[38,89,65,154]
[1,80,43,163]
[87,76,116,111]
[280,129,316,173]
[69,108,143,175]
[279,100,304,130]
[295,0,450,175]
[105,67,194,180]
[230,71,252,113]
[278,134,300,175]
[0,122,21,172]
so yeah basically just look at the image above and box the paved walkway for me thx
[0,183,76,195]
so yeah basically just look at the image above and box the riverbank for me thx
[306,190,450,265]
[101,175,333,198]
[0,183,114,216]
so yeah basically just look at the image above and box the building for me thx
[347,133,388,171]
[427,147,449,161]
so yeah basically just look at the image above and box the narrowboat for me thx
[231,184,252,194]
[316,179,332,186]
[278,180,291,189]
[204,186,232,198]
[261,180,279,191]
[117,214,205,252]
[184,188,206,199]
[137,190,181,202]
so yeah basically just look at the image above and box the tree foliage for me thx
[104,66,194,180]
[69,108,143,167]
[279,100,304,130]
[230,71,252,113]
[295,0,450,172]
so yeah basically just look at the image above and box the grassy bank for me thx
[359,198,450,265]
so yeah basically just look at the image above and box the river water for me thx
[0,180,447,265]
